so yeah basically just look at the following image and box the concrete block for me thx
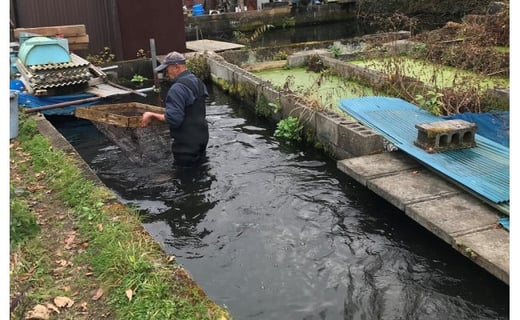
[337,151,420,186]
[415,119,477,152]
[454,228,509,284]
[315,111,342,146]
[260,86,280,105]
[209,60,233,82]
[405,194,500,244]
[336,121,385,156]
[367,168,460,211]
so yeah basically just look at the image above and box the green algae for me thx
[349,56,509,91]
[253,67,376,114]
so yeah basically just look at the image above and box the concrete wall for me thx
[206,51,385,159]
[184,3,356,40]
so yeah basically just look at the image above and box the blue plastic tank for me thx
[18,36,70,66]
[193,4,204,16]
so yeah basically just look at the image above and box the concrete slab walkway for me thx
[186,39,245,52]
[337,151,509,284]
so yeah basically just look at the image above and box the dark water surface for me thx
[49,84,509,319]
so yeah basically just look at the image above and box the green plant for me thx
[415,90,444,116]
[187,54,210,81]
[131,74,148,84]
[86,47,116,66]
[306,54,325,73]
[273,50,288,60]
[136,48,148,59]
[329,44,342,58]
[274,116,303,142]
[10,115,231,319]
[10,194,39,250]
[255,94,279,118]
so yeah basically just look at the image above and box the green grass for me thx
[11,115,231,319]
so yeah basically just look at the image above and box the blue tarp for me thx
[499,217,509,231]
[443,111,509,148]
[11,79,101,115]
[17,92,100,116]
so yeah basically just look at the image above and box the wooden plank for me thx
[66,34,89,45]
[75,102,165,128]
[14,24,86,39]
[68,35,90,50]
[69,43,89,51]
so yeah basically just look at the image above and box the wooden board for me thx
[75,102,165,128]
[14,25,87,39]
[14,25,89,50]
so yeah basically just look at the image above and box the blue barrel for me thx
[10,90,19,139]
[192,4,204,16]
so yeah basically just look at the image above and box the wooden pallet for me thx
[75,102,165,128]
[75,102,171,165]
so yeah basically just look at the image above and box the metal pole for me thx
[24,96,104,114]
[150,38,163,107]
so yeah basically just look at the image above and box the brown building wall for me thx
[115,0,186,58]
[11,0,186,60]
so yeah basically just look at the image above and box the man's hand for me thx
[140,112,154,127]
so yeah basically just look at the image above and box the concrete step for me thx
[337,151,509,284]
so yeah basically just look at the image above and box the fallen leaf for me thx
[64,233,76,249]
[55,259,69,267]
[92,288,104,301]
[125,289,133,301]
[97,224,103,232]
[45,303,60,314]
[25,304,50,319]
[54,296,74,308]
[79,302,88,311]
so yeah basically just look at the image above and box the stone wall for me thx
[206,51,385,159]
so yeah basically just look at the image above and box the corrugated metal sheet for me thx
[339,97,509,207]
[12,0,186,60]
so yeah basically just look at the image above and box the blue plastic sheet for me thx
[443,111,509,148]
[10,79,102,115]
[17,91,100,116]
[498,217,509,231]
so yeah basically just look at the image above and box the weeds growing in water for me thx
[274,116,303,142]
[187,53,211,81]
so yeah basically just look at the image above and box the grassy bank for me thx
[9,113,231,319]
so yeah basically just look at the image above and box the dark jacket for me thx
[164,71,209,159]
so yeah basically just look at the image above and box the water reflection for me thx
[49,84,509,320]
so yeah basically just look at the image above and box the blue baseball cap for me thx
[155,51,186,72]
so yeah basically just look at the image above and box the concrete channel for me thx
[202,47,510,285]
[29,38,509,285]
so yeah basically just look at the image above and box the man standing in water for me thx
[141,51,209,167]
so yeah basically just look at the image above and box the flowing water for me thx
[49,84,509,319]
